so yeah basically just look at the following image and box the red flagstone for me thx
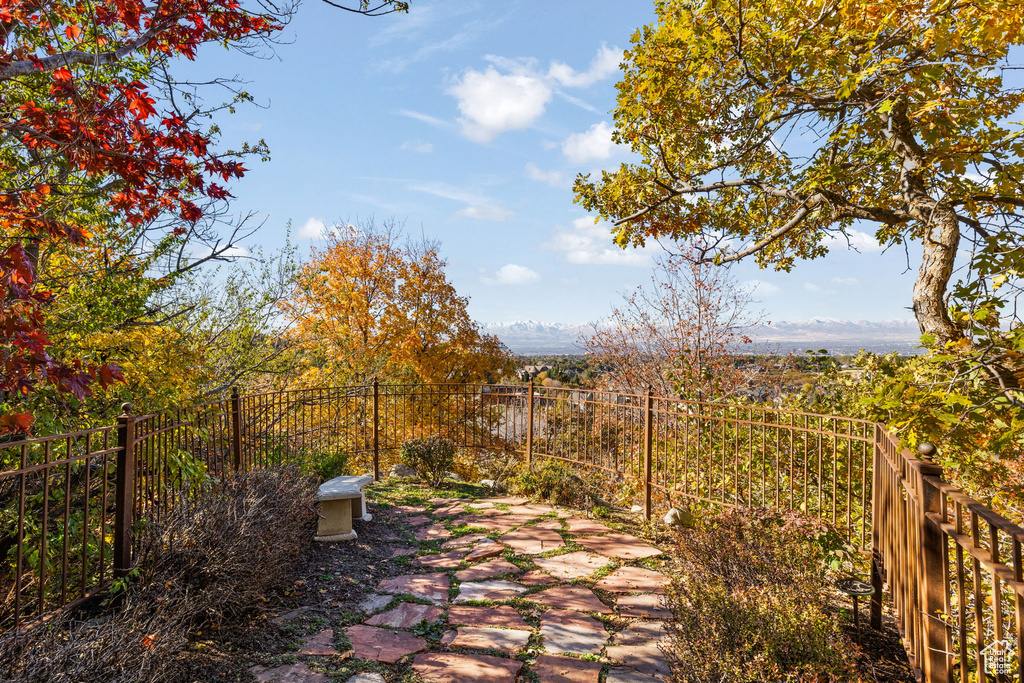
[344,624,427,663]
[462,514,534,532]
[500,527,564,554]
[518,569,556,586]
[442,533,490,548]
[593,566,668,593]
[464,539,505,561]
[607,623,672,680]
[506,504,558,516]
[448,605,532,630]
[415,548,469,568]
[413,652,522,682]
[528,585,612,614]
[433,503,466,517]
[575,533,663,559]
[533,551,613,580]
[298,629,337,655]
[377,572,450,604]
[455,557,520,582]
[251,662,328,682]
[393,504,427,514]
[440,626,531,653]
[532,654,603,683]
[389,546,417,558]
[364,602,442,628]
[565,517,614,535]
[468,501,495,509]
[455,580,527,603]
[533,518,564,530]
[605,668,663,683]
[616,593,672,619]
[539,608,609,655]
[483,496,529,505]
[429,497,469,504]
[414,524,452,542]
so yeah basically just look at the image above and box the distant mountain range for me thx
[480,318,922,355]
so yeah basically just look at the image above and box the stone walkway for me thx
[254,495,673,682]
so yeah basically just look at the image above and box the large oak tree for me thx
[575,0,1024,350]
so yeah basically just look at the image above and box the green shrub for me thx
[512,459,587,507]
[664,507,859,683]
[299,448,349,481]
[400,437,456,487]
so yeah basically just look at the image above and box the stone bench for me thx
[315,475,374,542]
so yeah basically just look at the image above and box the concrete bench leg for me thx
[356,494,373,522]
[316,498,357,542]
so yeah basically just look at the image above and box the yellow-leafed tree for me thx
[285,221,513,386]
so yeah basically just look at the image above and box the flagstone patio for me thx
[256,493,675,682]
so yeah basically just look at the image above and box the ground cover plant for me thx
[0,467,316,683]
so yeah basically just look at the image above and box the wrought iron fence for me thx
[0,381,1020,682]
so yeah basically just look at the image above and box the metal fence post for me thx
[643,388,653,521]
[526,380,534,468]
[231,386,243,473]
[373,379,380,481]
[870,424,884,630]
[917,443,950,683]
[114,403,136,578]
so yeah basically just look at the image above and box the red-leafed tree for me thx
[0,0,408,433]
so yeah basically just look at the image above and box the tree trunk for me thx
[912,203,962,344]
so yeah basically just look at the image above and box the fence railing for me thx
[0,381,1020,682]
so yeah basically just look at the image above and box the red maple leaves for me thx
[0,0,280,433]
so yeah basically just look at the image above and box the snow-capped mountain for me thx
[480,319,922,355]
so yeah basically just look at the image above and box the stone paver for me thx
[468,501,495,509]
[415,548,469,568]
[606,623,671,680]
[251,662,328,682]
[413,652,522,682]
[605,668,663,683]
[414,524,453,542]
[346,675,387,683]
[532,654,603,683]
[484,496,529,505]
[506,504,558,516]
[594,566,668,594]
[344,624,428,663]
[377,572,450,604]
[455,580,528,603]
[576,533,663,559]
[392,504,427,514]
[357,593,393,614]
[533,551,614,580]
[518,569,556,586]
[448,605,532,630]
[565,517,614,535]
[539,608,608,655]
[443,533,490,548]
[364,602,442,628]
[389,546,417,557]
[464,539,505,561]
[462,514,535,532]
[529,585,612,614]
[617,593,672,619]
[500,527,564,555]
[433,504,465,517]
[298,629,337,655]
[533,517,564,530]
[455,557,520,582]
[441,626,531,653]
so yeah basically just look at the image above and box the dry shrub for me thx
[665,507,860,683]
[0,466,317,683]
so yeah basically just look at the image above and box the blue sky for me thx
[177,0,920,325]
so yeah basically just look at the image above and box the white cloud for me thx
[548,44,621,88]
[562,121,623,164]
[524,162,566,188]
[456,205,516,221]
[831,276,859,285]
[741,279,781,296]
[411,182,516,222]
[543,217,655,266]
[297,217,328,240]
[480,263,542,285]
[804,282,838,295]
[397,109,449,128]
[447,66,551,142]
[826,229,884,252]
[400,139,434,154]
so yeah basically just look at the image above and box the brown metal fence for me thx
[0,381,1020,682]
